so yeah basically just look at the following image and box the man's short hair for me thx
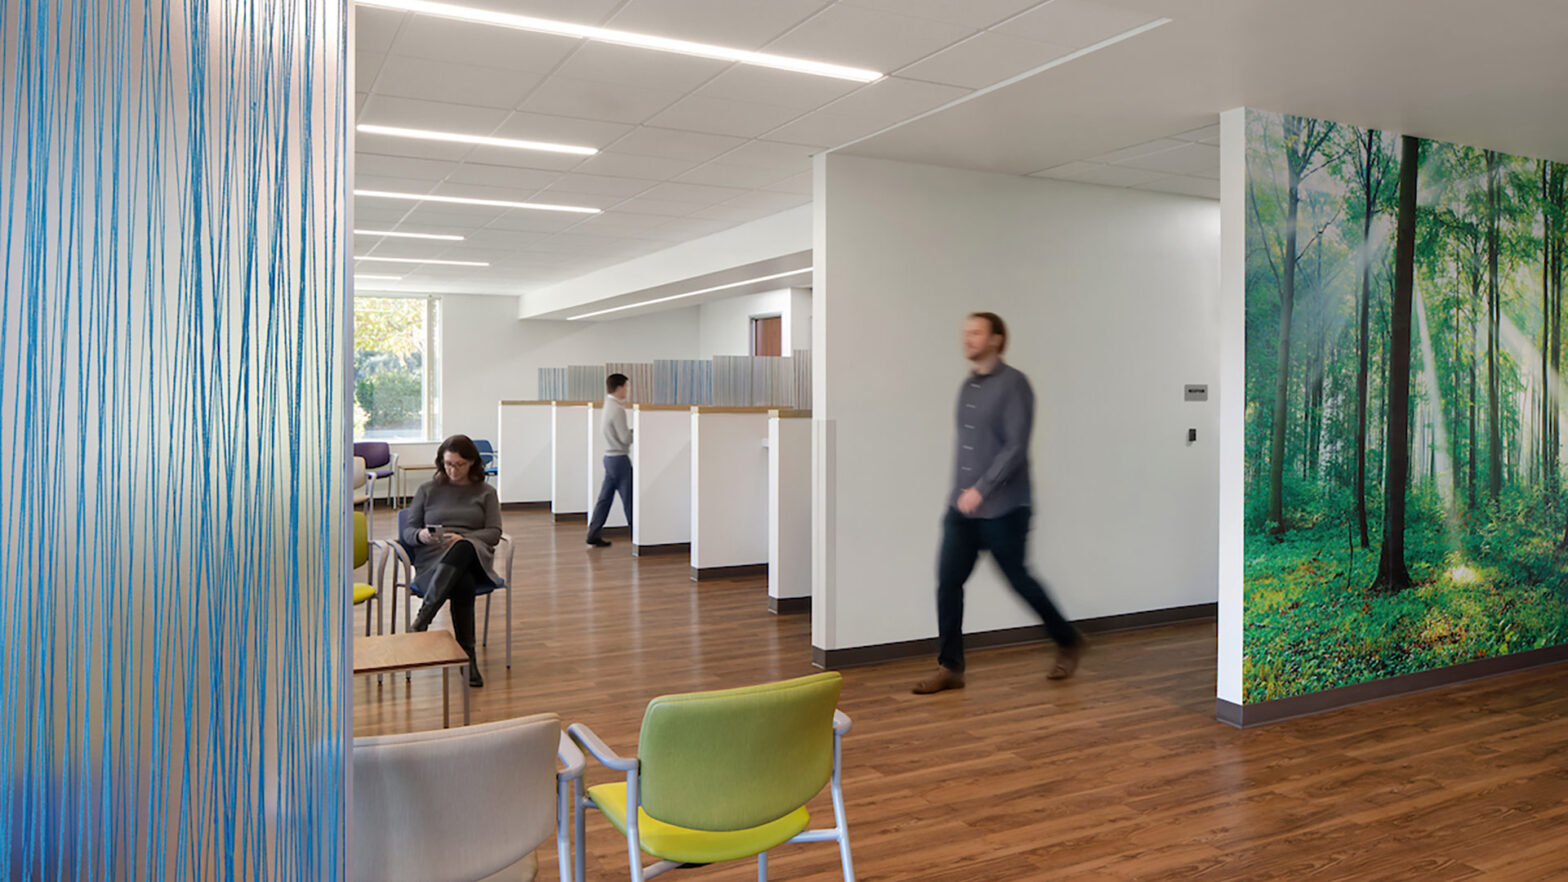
[606,373,629,394]
[969,312,1008,354]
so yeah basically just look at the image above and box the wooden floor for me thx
[355,508,1568,881]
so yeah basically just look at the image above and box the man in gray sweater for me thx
[587,372,633,548]
[913,312,1086,694]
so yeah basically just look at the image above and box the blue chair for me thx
[381,509,515,669]
[473,439,500,481]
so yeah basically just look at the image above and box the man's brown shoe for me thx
[911,667,965,694]
[1048,638,1088,680]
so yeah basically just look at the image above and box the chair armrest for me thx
[833,710,852,736]
[567,723,638,772]
[500,533,515,587]
[389,451,400,471]
[557,732,586,783]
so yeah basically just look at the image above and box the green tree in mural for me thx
[1370,135,1420,593]
[1265,115,1338,536]
[1351,129,1393,548]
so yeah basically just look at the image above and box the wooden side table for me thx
[353,630,471,727]
[398,461,437,505]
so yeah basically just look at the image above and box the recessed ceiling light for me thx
[568,268,812,320]
[355,228,465,241]
[356,256,491,267]
[355,274,406,280]
[358,124,598,156]
[355,188,600,214]
[355,0,883,83]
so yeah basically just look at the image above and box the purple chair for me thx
[353,441,400,510]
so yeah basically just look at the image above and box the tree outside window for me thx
[354,297,439,440]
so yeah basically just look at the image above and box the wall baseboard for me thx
[1217,642,1568,728]
[552,512,587,523]
[769,596,810,614]
[500,501,549,511]
[690,564,768,582]
[812,602,1216,669]
[632,542,690,558]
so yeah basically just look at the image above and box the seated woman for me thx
[402,434,501,688]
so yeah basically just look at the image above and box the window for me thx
[354,296,440,440]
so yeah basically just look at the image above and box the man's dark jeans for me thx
[587,455,632,542]
[936,506,1079,672]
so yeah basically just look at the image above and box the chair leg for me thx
[757,851,768,882]
[482,592,492,647]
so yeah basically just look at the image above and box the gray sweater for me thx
[950,360,1034,519]
[603,395,633,456]
[401,479,503,591]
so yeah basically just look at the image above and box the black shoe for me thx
[586,537,611,548]
[467,661,484,688]
[411,563,462,632]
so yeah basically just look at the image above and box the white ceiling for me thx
[352,0,1166,296]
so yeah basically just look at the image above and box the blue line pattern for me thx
[0,0,348,877]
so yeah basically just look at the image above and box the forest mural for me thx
[1244,109,1568,702]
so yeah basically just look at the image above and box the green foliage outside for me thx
[354,297,428,439]
[1244,110,1568,702]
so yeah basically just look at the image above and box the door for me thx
[751,315,783,356]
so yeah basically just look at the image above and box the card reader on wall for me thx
[1188,428,1197,443]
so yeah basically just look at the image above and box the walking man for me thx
[587,373,633,548]
[912,313,1086,694]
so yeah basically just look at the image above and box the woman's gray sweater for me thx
[401,479,503,591]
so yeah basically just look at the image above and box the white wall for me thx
[437,294,701,445]
[813,153,1221,653]
[697,287,811,358]
[770,415,813,601]
[691,411,772,571]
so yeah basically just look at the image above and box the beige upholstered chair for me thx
[351,713,584,882]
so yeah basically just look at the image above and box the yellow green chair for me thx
[568,672,856,882]
[352,511,382,636]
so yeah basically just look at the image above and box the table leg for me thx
[442,667,451,729]
[462,665,471,725]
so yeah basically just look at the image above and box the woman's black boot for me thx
[410,563,462,632]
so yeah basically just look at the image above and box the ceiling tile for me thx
[763,5,974,74]
[837,0,1045,29]
[610,196,704,217]
[766,110,889,148]
[482,211,588,233]
[458,229,553,248]
[388,17,580,75]
[1092,138,1188,164]
[1058,163,1167,187]
[676,161,795,189]
[354,153,461,182]
[608,127,747,162]
[717,139,818,169]
[490,111,633,149]
[1028,161,1100,179]
[540,173,658,198]
[606,0,828,51]
[450,0,624,18]
[761,170,813,194]
[460,145,589,172]
[687,203,778,223]
[647,217,740,240]
[442,163,562,191]
[1000,0,1161,49]
[356,173,438,193]
[573,151,703,180]
[1116,142,1220,176]
[819,77,969,129]
[359,95,512,134]
[715,190,810,212]
[897,31,1071,89]
[694,65,862,111]
[646,95,805,139]
[356,52,387,91]
[355,7,405,56]
[374,55,542,110]
[352,202,415,224]
[637,181,751,205]
[567,213,677,237]
[1133,175,1220,200]
[519,76,686,125]
[551,41,732,93]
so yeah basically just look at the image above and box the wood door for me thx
[751,315,783,356]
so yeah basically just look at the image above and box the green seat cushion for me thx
[587,782,809,865]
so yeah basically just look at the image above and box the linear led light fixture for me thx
[358,124,597,156]
[355,188,600,214]
[356,0,882,83]
[356,255,490,267]
[355,228,465,241]
[568,267,813,321]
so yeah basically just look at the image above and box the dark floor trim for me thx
[811,602,1217,669]
[501,501,550,511]
[690,564,768,582]
[632,542,690,558]
[769,596,810,614]
[552,512,586,523]
[1216,642,1568,728]
[600,526,630,538]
